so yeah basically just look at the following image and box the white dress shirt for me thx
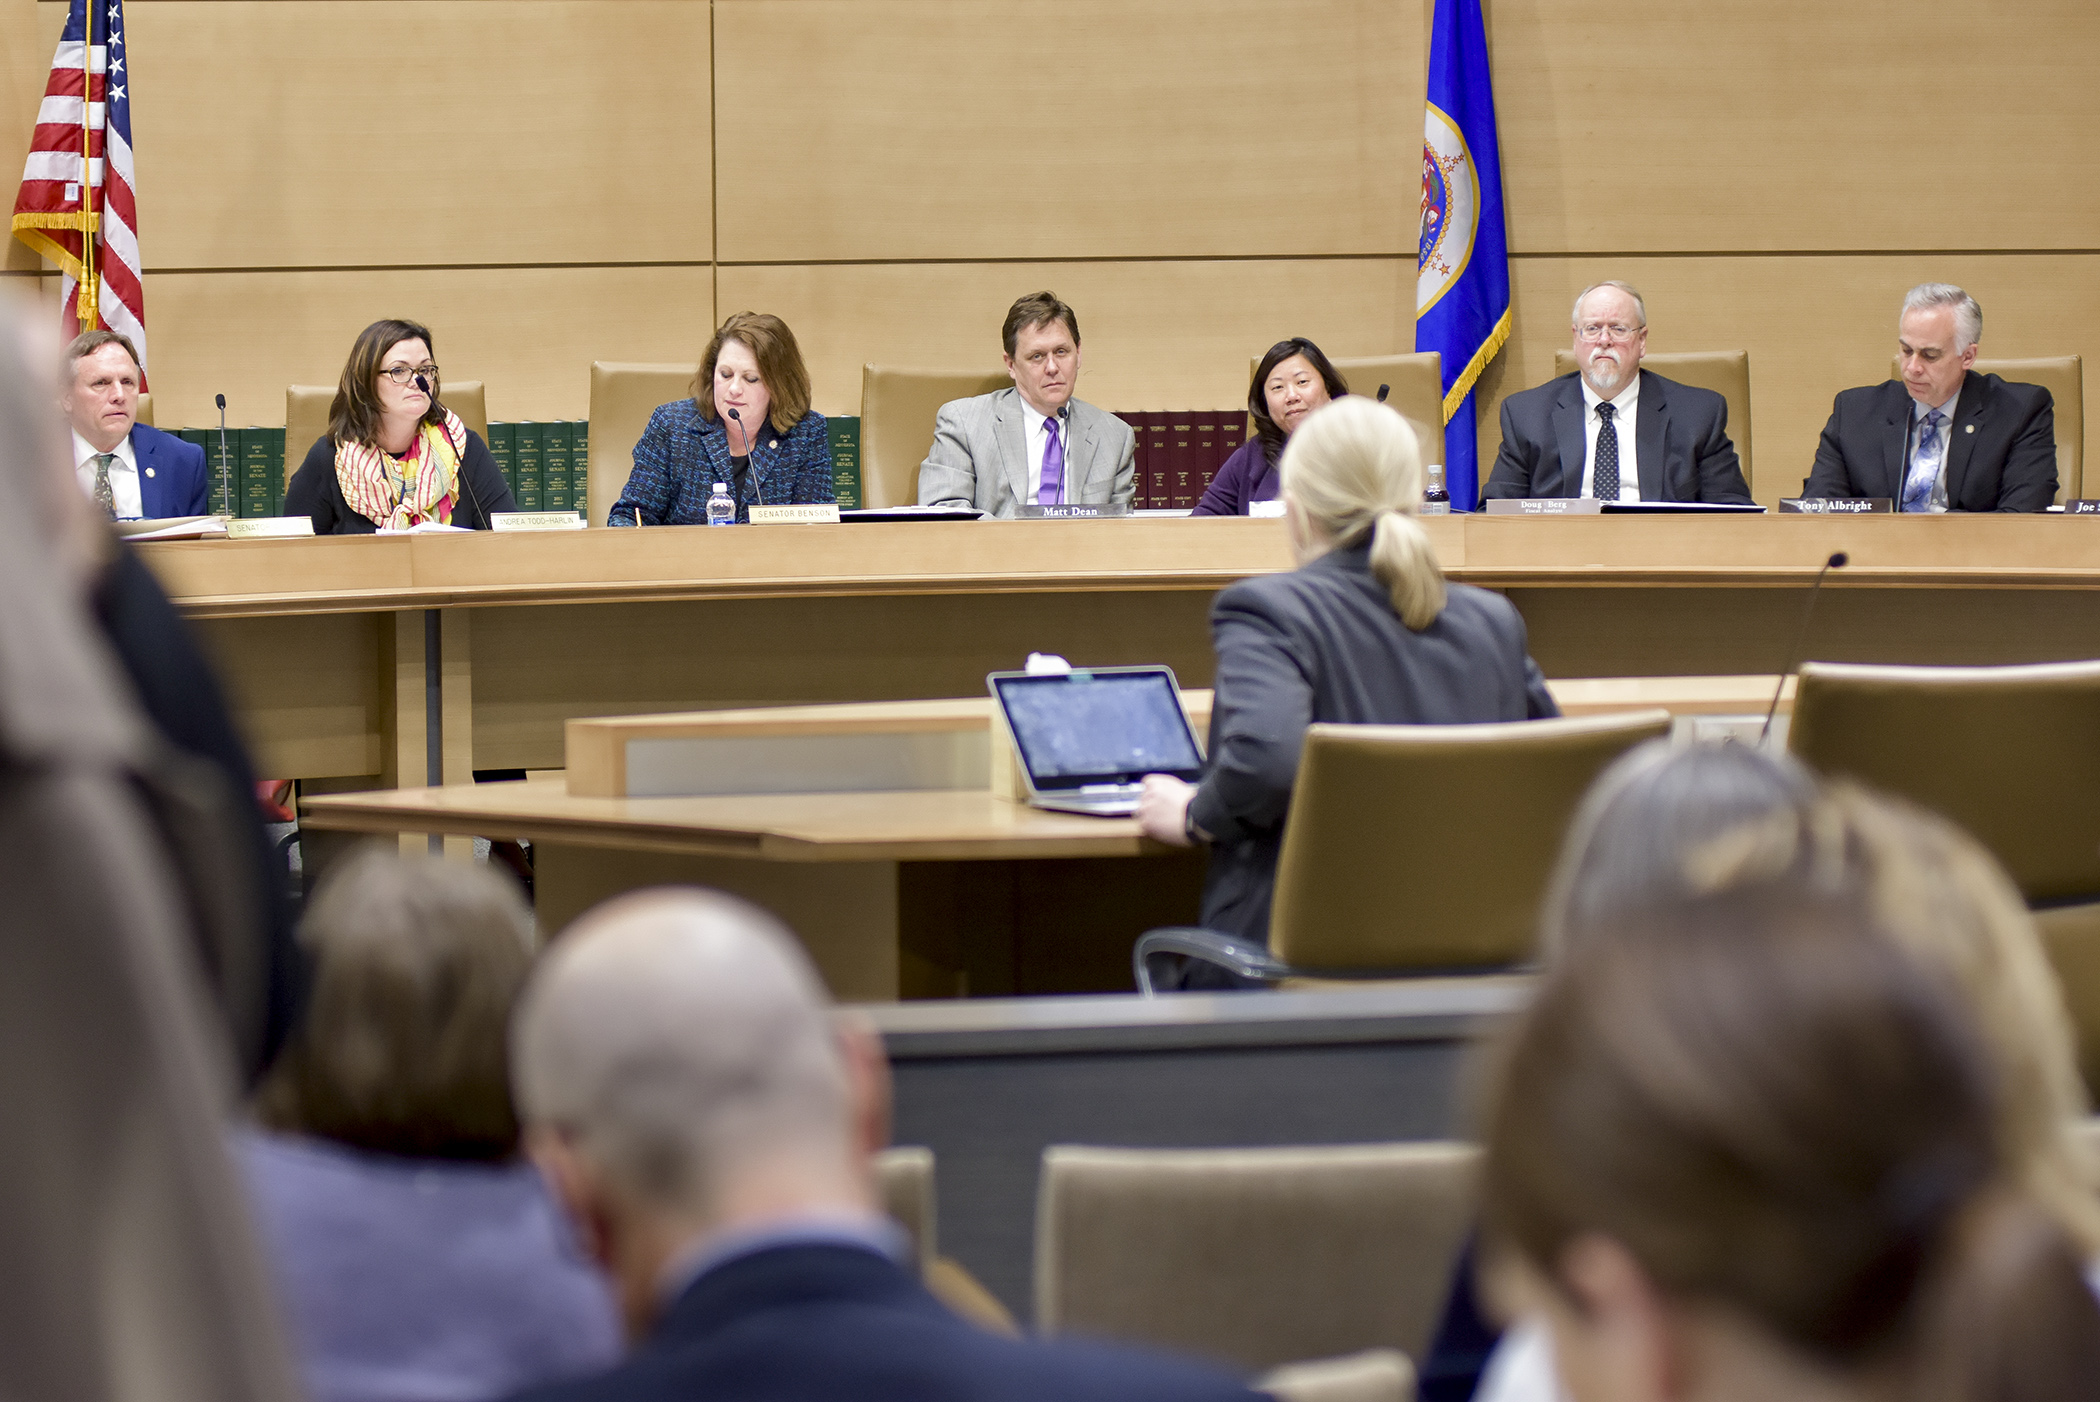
[1903,388,1960,513]
[73,428,143,520]
[1019,399,1071,505]
[1578,376,1641,501]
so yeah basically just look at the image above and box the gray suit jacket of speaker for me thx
[916,386,1136,518]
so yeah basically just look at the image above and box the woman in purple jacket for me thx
[1192,337,1350,516]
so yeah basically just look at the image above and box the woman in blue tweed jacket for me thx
[608,312,835,525]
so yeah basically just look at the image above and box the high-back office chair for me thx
[1887,354,2082,503]
[134,392,153,428]
[586,362,698,527]
[1552,349,1753,495]
[1245,352,1446,470]
[1034,1141,1476,1372]
[859,366,1012,509]
[284,381,489,495]
[1135,710,1673,991]
[1789,659,2100,1100]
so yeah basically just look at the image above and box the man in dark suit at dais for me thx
[1483,280,1753,505]
[1801,282,2056,512]
[506,889,1261,1402]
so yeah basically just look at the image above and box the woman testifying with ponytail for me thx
[1136,397,1557,980]
[286,318,514,534]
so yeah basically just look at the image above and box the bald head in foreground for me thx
[507,889,1260,1402]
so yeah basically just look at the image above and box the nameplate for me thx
[2063,500,2100,515]
[1249,500,1287,519]
[223,516,315,539]
[1014,503,1132,519]
[1482,498,1601,516]
[747,503,842,525]
[491,511,588,531]
[1777,498,1893,514]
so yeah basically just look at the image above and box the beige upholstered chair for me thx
[283,381,487,493]
[1136,710,1672,989]
[1553,349,1753,494]
[2033,904,2100,1101]
[1887,354,2082,503]
[1787,660,2100,905]
[859,365,1012,509]
[1256,1351,1416,1402]
[587,362,698,527]
[1035,1141,1477,1371]
[134,392,153,427]
[874,1145,936,1272]
[1250,352,1445,471]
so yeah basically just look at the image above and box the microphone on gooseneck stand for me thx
[418,374,485,526]
[214,393,232,516]
[1376,384,1391,403]
[1761,551,1849,745]
[726,407,766,505]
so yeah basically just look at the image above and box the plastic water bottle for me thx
[706,482,735,526]
[1422,464,1452,515]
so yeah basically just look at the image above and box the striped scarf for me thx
[335,411,464,531]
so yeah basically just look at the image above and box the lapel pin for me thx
[1965,424,1974,433]
[769,440,778,450]
[144,466,154,477]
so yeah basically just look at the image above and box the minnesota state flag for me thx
[1415,0,1509,510]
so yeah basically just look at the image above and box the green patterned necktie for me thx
[92,452,117,520]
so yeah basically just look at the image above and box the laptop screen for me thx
[992,669,1204,790]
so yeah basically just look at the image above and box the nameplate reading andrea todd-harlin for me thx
[491,512,588,532]
[748,504,843,525]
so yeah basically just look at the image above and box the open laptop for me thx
[988,665,1206,816]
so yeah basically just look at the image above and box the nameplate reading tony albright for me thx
[1483,498,1601,516]
[1776,498,1893,514]
[747,504,842,525]
[491,511,588,532]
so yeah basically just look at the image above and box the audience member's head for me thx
[510,888,886,1334]
[1483,883,2100,1402]
[255,846,534,1160]
[1280,396,1446,630]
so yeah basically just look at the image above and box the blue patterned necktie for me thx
[1902,409,1945,512]
[1039,414,1064,505]
[1593,402,1620,501]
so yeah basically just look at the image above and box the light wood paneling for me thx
[143,263,713,429]
[713,0,1415,262]
[1491,0,2100,253]
[719,259,1414,416]
[109,1,711,270]
[1468,254,2100,506]
[188,612,385,779]
[1,0,53,273]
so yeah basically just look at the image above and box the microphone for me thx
[726,407,766,506]
[418,373,487,527]
[214,393,231,516]
[1761,551,1849,744]
[1376,383,1391,403]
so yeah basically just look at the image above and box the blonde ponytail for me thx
[1278,397,1447,631]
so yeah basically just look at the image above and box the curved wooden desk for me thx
[143,515,2100,788]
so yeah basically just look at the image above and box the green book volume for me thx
[488,422,516,499]
[571,420,589,520]
[515,422,544,512]
[543,421,571,514]
[827,416,861,510]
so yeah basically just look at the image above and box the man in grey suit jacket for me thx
[917,291,1136,518]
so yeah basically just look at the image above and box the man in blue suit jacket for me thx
[507,891,1262,1402]
[62,330,209,520]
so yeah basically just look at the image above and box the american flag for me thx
[12,0,148,382]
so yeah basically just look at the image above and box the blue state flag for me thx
[1415,0,1509,510]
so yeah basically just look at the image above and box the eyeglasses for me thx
[378,363,440,386]
[1575,323,1642,344]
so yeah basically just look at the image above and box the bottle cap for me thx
[714,482,728,491]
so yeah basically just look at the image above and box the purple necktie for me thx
[1039,415,1064,505]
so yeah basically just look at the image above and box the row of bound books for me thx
[174,428,288,519]
[1115,411,1249,511]
[487,422,589,514]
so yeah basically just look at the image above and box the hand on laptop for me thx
[1136,774,1197,847]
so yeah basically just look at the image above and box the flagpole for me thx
[75,0,97,332]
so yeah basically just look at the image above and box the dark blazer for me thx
[1192,436,1281,516]
[1801,371,2056,511]
[609,399,833,526]
[508,1243,1259,1402]
[1483,369,1752,503]
[131,423,209,518]
[286,428,515,533]
[1190,541,1559,945]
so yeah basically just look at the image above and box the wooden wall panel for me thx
[713,0,1414,262]
[146,264,714,429]
[1469,255,2100,506]
[109,1,712,269]
[719,258,1413,416]
[1491,0,2100,253]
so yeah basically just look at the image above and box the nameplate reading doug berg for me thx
[747,504,842,525]
[1777,498,1893,514]
[1482,498,1601,516]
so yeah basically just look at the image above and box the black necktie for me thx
[1594,402,1620,501]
